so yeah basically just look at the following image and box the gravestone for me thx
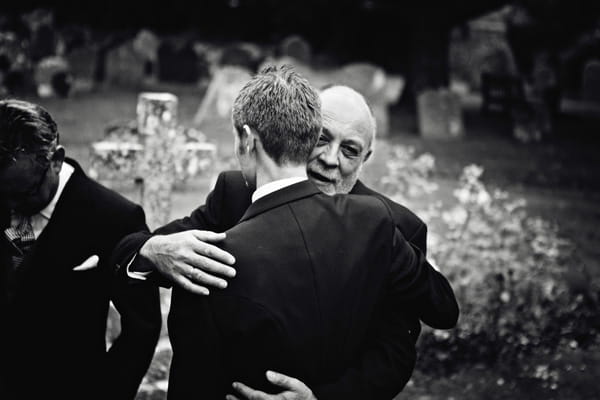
[280,35,311,65]
[193,65,252,125]
[256,60,404,136]
[417,89,464,139]
[582,60,600,102]
[337,63,404,136]
[90,92,216,229]
[34,56,70,97]
[220,42,263,71]
[133,29,159,79]
[158,39,208,83]
[22,9,57,62]
[105,40,145,87]
[66,46,98,93]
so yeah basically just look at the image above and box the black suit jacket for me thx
[167,180,453,400]
[0,159,162,400]
[113,170,458,399]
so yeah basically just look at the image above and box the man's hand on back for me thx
[227,371,316,400]
[139,230,236,295]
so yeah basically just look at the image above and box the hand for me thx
[227,370,316,400]
[139,230,236,295]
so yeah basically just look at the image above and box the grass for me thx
[23,84,600,399]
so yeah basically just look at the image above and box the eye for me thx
[316,135,329,146]
[341,145,360,158]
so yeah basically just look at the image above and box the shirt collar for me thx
[38,162,75,220]
[251,176,308,203]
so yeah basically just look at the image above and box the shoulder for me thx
[215,170,252,197]
[310,192,397,236]
[351,180,426,232]
[70,167,142,220]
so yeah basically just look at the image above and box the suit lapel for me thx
[18,159,89,276]
[239,180,320,223]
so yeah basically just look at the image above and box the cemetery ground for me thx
[29,85,600,399]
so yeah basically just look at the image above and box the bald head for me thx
[306,85,376,195]
[320,85,376,151]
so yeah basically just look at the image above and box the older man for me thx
[0,100,161,400]
[170,66,454,399]
[114,84,457,399]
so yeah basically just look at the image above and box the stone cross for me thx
[90,92,216,229]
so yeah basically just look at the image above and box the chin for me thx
[314,181,336,196]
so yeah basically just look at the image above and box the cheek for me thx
[308,146,325,161]
[339,159,361,178]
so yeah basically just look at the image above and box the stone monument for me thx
[90,92,216,229]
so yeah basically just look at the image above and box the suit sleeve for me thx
[387,229,459,329]
[110,172,230,283]
[408,222,427,257]
[106,205,162,400]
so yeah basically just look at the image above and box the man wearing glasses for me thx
[0,99,161,400]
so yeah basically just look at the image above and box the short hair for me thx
[0,99,59,167]
[232,65,322,165]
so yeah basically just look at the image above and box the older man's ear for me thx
[363,148,373,163]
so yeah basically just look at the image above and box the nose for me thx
[319,144,339,168]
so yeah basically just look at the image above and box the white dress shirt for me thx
[251,176,308,203]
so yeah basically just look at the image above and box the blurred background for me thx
[1,1,599,399]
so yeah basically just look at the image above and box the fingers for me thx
[187,248,236,278]
[170,273,210,296]
[189,231,236,267]
[266,370,300,391]
[226,395,242,400]
[184,261,229,289]
[231,382,269,400]
[190,230,226,243]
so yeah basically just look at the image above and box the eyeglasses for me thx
[0,147,26,167]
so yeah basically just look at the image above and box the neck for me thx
[256,160,307,190]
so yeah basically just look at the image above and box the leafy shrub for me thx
[380,145,600,383]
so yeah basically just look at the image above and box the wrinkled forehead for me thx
[321,90,373,147]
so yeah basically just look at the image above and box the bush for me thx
[380,145,600,384]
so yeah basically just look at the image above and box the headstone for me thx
[66,46,98,93]
[582,60,600,102]
[193,65,252,125]
[22,9,57,62]
[337,63,405,136]
[279,35,311,65]
[220,42,263,71]
[21,8,53,34]
[90,93,217,229]
[255,60,405,136]
[34,56,70,97]
[105,40,145,87]
[133,29,160,79]
[133,29,160,64]
[480,72,524,113]
[59,25,92,53]
[157,39,207,83]
[30,24,58,61]
[417,89,465,139]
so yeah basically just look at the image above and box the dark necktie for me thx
[4,215,36,270]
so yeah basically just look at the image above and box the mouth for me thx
[308,169,336,184]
